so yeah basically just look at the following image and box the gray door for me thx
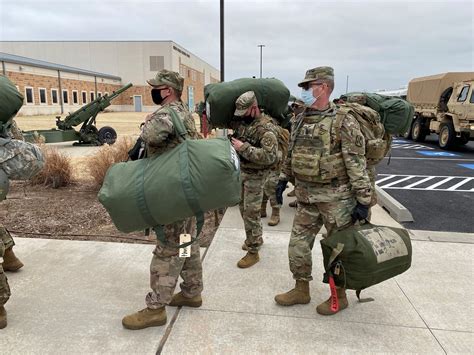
[133,96,142,112]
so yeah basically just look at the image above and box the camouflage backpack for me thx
[256,115,290,168]
[336,103,392,167]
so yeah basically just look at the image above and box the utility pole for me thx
[258,44,265,78]
[346,75,349,93]
[220,0,224,82]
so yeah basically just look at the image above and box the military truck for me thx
[404,72,474,149]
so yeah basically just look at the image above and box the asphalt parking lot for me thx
[376,134,474,233]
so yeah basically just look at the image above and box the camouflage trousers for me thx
[0,226,11,306]
[367,166,377,207]
[239,170,269,254]
[288,182,356,282]
[263,168,281,208]
[146,217,203,309]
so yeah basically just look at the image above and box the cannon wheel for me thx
[98,126,117,145]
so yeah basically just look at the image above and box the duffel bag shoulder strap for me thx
[165,107,188,142]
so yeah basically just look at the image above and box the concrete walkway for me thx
[2,199,473,354]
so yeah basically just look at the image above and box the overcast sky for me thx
[0,0,472,97]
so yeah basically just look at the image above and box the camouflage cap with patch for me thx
[147,69,184,92]
[298,66,334,87]
[234,91,257,116]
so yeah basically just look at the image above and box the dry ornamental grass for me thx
[30,146,73,188]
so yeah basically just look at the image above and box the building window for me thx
[51,89,58,104]
[39,88,47,104]
[187,69,191,78]
[104,92,109,97]
[90,92,95,101]
[97,92,102,98]
[72,90,79,104]
[62,90,69,104]
[150,56,164,71]
[25,87,34,104]
[82,91,87,104]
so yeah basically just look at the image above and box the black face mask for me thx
[233,115,253,124]
[151,88,167,105]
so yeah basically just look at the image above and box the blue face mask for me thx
[301,88,316,106]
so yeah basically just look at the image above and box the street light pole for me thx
[258,44,265,78]
[220,0,224,82]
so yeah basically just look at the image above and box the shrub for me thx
[88,137,134,188]
[30,146,73,188]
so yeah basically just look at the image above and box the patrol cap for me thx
[298,66,334,87]
[147,69,184,92]
[0,169,9,201]
[234,91,257,117]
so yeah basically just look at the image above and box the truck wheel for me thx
[412,118,426,142]
[438,122,455,150]
[98,126,117,145]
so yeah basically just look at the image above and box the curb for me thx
[375,185,414,222]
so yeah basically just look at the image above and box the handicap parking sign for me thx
[417,151,460,157]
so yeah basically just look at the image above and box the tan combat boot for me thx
[169,292,202,308]
[316,287,348,315]
[267,208,280,226]
[122,307,166,330]
[2,247,24,272]
[237,252,259,268]
[274,280,311,306]
[0,306,7,329]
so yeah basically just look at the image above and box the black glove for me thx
[275,180,289,205]
[351,202,370,223]
[128,137,146,161]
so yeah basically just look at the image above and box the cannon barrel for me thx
[56,83,133,130]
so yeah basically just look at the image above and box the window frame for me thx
[469,90,474,104]
[90,91,95,102]
[72,90,79,104]
[457,85,470,102]
[62,89,69,104]
[38,87,47,105]
[25,86,34,105]
[51,88,59,104]
[81,91,87,104]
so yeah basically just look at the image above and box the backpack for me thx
[335,103,392,167]
[0,75,24,138]
[0,137,45,180]
[340,92,414,135]
[320,222,412,303]
[255,116,290,168]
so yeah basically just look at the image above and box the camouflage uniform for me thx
[262,116,284,210]
[233,92,279,254]
[281,68,372,282]
[0,228,11,307]
[139,73,203,309]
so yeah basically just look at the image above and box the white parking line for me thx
[376,174,474,192]
[391,143,434,150]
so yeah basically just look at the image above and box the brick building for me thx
[0,41,220,116]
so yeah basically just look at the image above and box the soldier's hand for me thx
[351,202,370,223]
[275,180,289,205]
[231,137,244,150]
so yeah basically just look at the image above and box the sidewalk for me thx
[2,199,473,354]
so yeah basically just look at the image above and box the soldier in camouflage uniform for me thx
[231,91,279,268]
[122,70,203,330]
[274,67,372,315]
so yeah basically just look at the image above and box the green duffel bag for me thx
[0,75,24,137]
[204,78,290,128]
[340,92,414,135]
[321,222,412,294]
[98,109,241,239]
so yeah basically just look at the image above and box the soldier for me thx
[122,70,203,330]
[274,66,372,315]
[230,91,279,268]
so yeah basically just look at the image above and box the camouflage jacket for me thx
[232,113,279,172]
[9,120,24,141]
[140,100,199,156]
[281,102,372,205]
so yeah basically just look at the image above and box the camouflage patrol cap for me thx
[298,66,334,87]
[147,69,184,92]
[234,91,257,116]
[0,169,9,201]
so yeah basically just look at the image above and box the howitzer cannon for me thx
[24,83,133,145]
